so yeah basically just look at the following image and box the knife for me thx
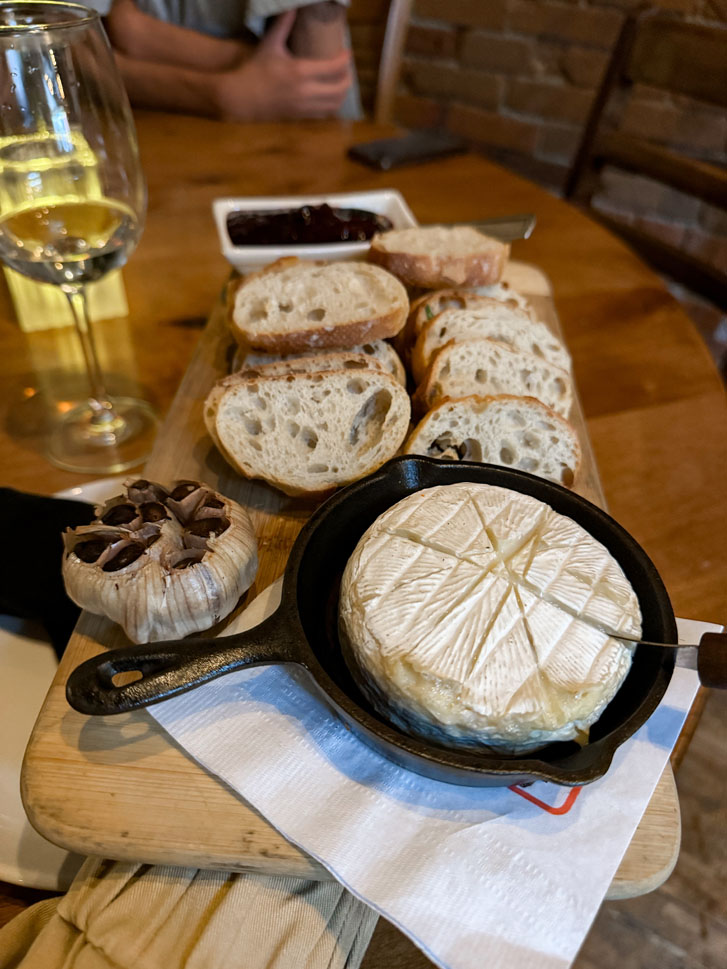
[434,213,537,242]
[613,630,727,689]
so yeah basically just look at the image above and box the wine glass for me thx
[0,1,158,473]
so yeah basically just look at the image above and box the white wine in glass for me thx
[0,1,158,473]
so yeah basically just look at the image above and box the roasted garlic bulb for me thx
[62,479,258,643]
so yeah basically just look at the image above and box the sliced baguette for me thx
[210,368,411,497]
[393,284,530,363]
[228,257,408,354]
[205,351,387,451]
[411,303,571,383]
[238,339,406,385]
[237,351,388,379]
[403,394,581,488]
[369,226,509,289]
[415,338,573,417]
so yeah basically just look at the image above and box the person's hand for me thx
[215,10,353,121]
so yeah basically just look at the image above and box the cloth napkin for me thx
[0,857,377,969]
[148,582,711,969]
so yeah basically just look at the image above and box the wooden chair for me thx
[348,0,413,123]
[565,8,727,308]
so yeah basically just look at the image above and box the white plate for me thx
[0,477,123,891]
[213,189,417,274]
[54,477,127,507]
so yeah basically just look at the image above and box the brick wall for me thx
[350,0,727,287]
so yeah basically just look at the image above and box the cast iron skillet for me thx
[66,456,677,787]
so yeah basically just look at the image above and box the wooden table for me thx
[2,113,726,925]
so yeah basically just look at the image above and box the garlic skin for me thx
[62,479,258,643]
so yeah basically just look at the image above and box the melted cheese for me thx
[338,483,641,752]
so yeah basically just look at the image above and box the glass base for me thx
[45,396,159,474]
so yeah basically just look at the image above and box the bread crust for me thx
[393,286,528,365]
[369,247,509,289]
[227,258,409,354]
[369,229,510,289]
[392,290,470,364]
[403,393,581,488]
[410,303,569,384]
[204,352,390,454]
[233,311,408,355]
[209,368,411,498]
[231,340,406,386]
[413,338,573,417]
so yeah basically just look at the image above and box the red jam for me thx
[226,203,393,246]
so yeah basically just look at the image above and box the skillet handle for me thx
[65,610,303,716]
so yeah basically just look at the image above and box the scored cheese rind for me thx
[338,482,641,752]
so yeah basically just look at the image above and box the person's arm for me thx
[104,0,250,72]
[103,2,352,121]
[110,53,231,117]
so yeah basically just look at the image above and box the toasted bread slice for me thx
[415,339,573,417]
[369,226,509,289]
[228,257,408,354]
[411,303,571,383]
[403,394,581,488]
[209,368,411,497]
[237,351,388,379]
[237,339,406,385]
[205,351,388,451]
[393,284,530,363]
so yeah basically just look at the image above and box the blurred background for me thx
[349,0,727,376]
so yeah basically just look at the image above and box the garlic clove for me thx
[184,516,230,550]
[101,541,146,572]
[165,481,206,524]
[139,500,169,523]
[99,501,140,528]
[126,478,169,504]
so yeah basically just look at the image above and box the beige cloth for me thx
[0,858,378,969]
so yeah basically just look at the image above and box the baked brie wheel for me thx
[338,482,642,753]
[62,479,258,643]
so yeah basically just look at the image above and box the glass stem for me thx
[63,285,115,428]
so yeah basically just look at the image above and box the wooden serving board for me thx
[21,262,680,898]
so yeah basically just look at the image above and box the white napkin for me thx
[148,581,714,969]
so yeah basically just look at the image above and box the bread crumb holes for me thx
[301,427,318,450]
[350,390,392,450]
[500,446,514,464]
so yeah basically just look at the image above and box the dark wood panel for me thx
[630,17,727,108]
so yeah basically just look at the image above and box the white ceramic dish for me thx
[0,477,123,891]
[213,189,418,274]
